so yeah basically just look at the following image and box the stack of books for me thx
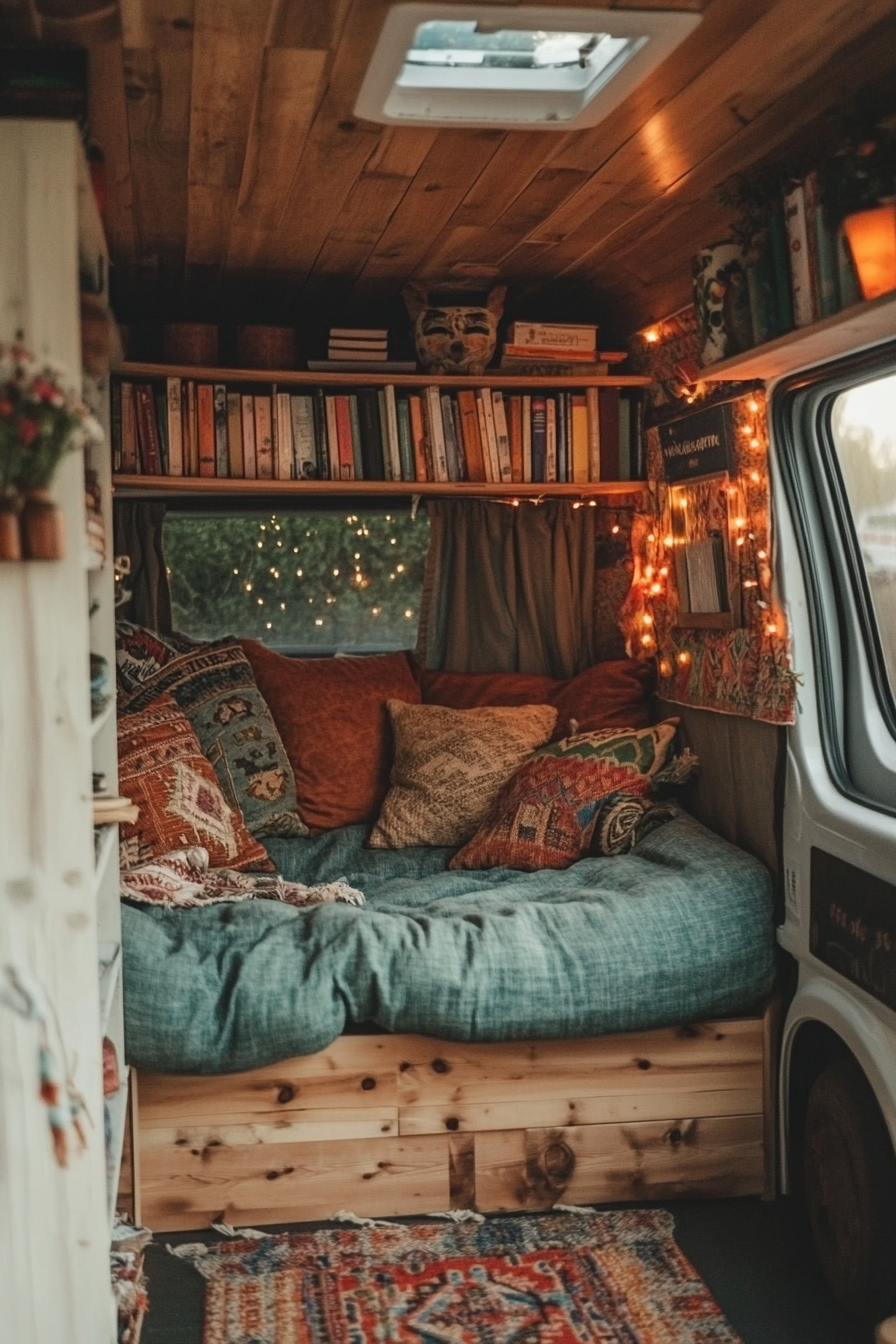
[308,328,416,374]
[501,322,609,375]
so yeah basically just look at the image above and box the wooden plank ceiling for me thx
[11,0,896,335]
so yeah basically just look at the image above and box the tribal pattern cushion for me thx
[118,637,307,839]
[544,720,679,774]
[115,620,197,688]
[589,792,679,857]
[369,700,558,849]
[117,693,273,872]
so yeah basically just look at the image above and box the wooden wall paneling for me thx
[123,0,195,267]
[225,46,329,270]
[185,0,273,267]
[86,31,137,265]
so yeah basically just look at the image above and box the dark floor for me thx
[142,1196,871,1344]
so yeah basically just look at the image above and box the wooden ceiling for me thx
[7,0,896,334]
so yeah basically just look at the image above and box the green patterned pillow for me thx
[540,720,679,775]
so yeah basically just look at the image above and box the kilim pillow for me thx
[115,620,198,689]
[368,700,557,849]
[117,693,273,871]
[118,638,307,839]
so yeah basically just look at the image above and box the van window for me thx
[830,373,896,694]
[163,508,430,654]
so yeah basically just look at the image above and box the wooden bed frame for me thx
[124,999,780,1232]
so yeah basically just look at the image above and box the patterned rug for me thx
[173,1209,743,1344]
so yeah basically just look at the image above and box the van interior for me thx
[2,3,896,1342]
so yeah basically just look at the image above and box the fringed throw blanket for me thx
[119,846,364,909]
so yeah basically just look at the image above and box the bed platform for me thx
[129,1000,777,1232]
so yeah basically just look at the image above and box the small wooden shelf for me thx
[113,475,646,499]
[118,360,650,389]
[699,291,896,382]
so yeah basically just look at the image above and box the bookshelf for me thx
[699,291,896,383]
[118,361,652,389]
[113,477,645,498]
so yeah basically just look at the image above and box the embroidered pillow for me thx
[450,755,653,872]
[118,639,307,839]
[115,620,198,689]
[540,721,679,776]
[588,794,679,857]
[369,701,557,849]
[117,693,272,871]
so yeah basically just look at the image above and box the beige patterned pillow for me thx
[369,700,558,849]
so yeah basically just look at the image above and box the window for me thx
[163,508,430,654]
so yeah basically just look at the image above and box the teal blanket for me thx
[121,811,775,1074]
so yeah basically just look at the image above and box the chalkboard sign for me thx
[659,401,737,482]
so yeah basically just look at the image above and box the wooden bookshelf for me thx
[119,361,651,388]
[113,475,645,499]
[699,291,896,383]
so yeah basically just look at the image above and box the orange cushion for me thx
[239,643,422,831]
[419,658,655,736]
[117,693,272,871]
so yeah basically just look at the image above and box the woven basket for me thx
[236,325,296,370]
[163,323,219,367]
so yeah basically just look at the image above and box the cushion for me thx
[117,693,272,872]
[240,643,422,831]
[119,639,307,839]
[418,657,655,736]
[115,620,197,689]
[369,700,557,849]
[450,721,678,872]
[588,794,679,858]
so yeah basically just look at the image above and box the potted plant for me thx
[821,94,896,300]
[0,343,102,561]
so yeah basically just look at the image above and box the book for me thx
[507,322,597,352]
[570,393,589,483]
[618,392,631,480]
[521,394,532,483]
[329,327,388,339]
[545,398,557,483]
[197,384,215,477]
[491,390,512,484]
[836,226,862,309]
[396,397,414,482]
[457,390,486,482]
[556,391,567,483]
[357,390,385,481]
[184,381,198,475]
[586,386,600,481]
[377,391,391,480]
[408,395,428,482]
[384,384,401,480]
[530,397,546,483]
[241,394,256,478]
[508,395,523,484]
[155,388,169,473]
[111,381,122,471]
[451,397,466,481]
[440,394,460,482]
[328,340,388,353]
[135,384,161,474]
[502,343,598,361]
[213,383,228,477]
[813,198,840,318]
[324,395,340,479]
[783,177,816,327]
[166,377,184,475]
[632,395,646,481]
[226,392,243,478]
[270,384,278,479]
[478,389,499,484]
[253,395,273,479]
[334,395,355,479]
[499,357,609,376]
[288,395,314,480]
[313,389,327,478]
[119,382,138,473]
[328,336,388,348]
[348,395,364,479]
[769,211,794,334]
[598,388,620,481]
[275,391,294,479]
[326,347,388,362]
[425,386,449,482]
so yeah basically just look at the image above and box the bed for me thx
[120,809,779,1231]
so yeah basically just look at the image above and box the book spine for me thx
[618,392,631,481]
[521,394,532,483]
[384,384,401,480]
[270,383,278,478]
[457,390,486,483]
[491,390,512,484]
[335,395,355,480]
[508,322,596,351]
[837,225,862,308]
[769,211,794,333]
[166,377,183,475]
[530,397,546,484]
[586,386,600,481]
[111,380,122,472]
[814,199,840,318]
[348,394,363,480]
[227,392,243,478]
[119,382,137,473]
[377,390,391,481]
[396,397,414,482]
[274,392,292,479]
[746,246,779,346]
[441,393,460,483]
[479,388,500,484]
[632,394,646,481]
[324,396,340,479]
[803,169,823,321]
[254,395,273,479]
[545,398,557,483]
[185,380,198,476]
[508,395,522,484]
[136,384,161,475]
[598,388,620,482]
[426,385,449,482]
[213,383,228,477]
[313,389,327,478]
[783,179,815,327]
[571,393,589,484]
[556,391,567,483]
[155,388,169,473]
[291,395,316,480]
[408,395,428,482]
[197,384,215,477]
[451,396,466,481]
[241,395,256,478]
[503,343,597,360]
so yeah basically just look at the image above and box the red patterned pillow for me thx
[117,693,273,871]
[450,754,652,872]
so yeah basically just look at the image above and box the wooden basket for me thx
[237,324,296,370]
[163,323,218,367]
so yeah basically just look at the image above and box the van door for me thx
[772,345,896,1321]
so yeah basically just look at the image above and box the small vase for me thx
[0,490,22,561]
[21,488,66,561]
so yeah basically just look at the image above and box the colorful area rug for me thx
[174,1209,742,1344]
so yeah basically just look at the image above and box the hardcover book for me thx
[166,378,184,476]
[227,392,243,478]
[214,384,229,477]
[253,395,273,479]
[241,395,257,479]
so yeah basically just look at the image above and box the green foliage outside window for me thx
[164,509,430,651]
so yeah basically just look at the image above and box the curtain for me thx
[112,501,172,633]
[417,499,596,678]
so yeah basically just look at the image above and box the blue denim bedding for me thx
[121,810,776,1074]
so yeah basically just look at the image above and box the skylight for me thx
[355,6,701,130]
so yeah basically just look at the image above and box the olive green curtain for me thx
[416,498,596,678]
[112,500,172,633]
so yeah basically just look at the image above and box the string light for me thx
[748,399,760,414]
[678,651,691,665]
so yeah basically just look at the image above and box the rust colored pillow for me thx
[117,693,273,871]
[239,642,422,831]
[419,658,655,737]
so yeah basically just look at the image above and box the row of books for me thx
[113,378,645,484]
